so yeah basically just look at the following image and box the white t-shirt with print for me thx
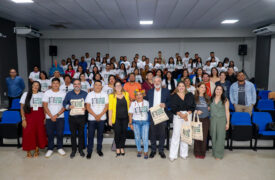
[81,81,91,92]
[128,100,149,121]
[85,91,109,121]
[20,92,44,110]
[49,77,65,85]
[29,71,40,81]
[42,89,66,118]
[60,83,74,93]
[102,85,113,95]
[38,79,51,92]
[101,70,113,84]
[73,72,88,79]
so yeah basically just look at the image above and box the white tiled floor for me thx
[0,144,275,180]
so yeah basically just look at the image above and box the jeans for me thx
[69,115,86,153]
[46,118,64,150]
[87,121,105,153]
[133,120,150,153]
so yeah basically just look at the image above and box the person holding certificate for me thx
[62,79,88,159]
[145,76,170,159]
[169,81,195,162]
[85,80,109,159]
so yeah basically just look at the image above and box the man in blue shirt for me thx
[63,79,88,159]
[5,69,25,108]
[79,56,88,72]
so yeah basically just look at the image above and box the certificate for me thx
[70,98,85,116]
[149,105,169,125]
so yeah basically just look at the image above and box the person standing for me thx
[142,71,154,94]
[62,79,88,159]
[6,69,25,108]
[20,81,47,158]
[108,81,130,156]
[210,85,230,160]
[215,72,231,98]
[193,82,211,159]
[202,73,215,97]
[169,82,195,161]
[128,89,150,159]
[85,80,109,159]
[60,75,74,93]
[42,78,66,158]
[229,72,256,116]
[145,76,170,159]
[123,73,142,101]
[28,66,40,83]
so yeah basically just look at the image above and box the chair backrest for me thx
[10,99,21,110]
[231,112,251,125]
[1,111,21,124]
[257,99,275,110]
[64,111,70,133]
[258,90,271,100]
[252,112,273,131]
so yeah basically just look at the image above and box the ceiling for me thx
[0,0,275,30]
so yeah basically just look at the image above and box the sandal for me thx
[26,151,32,158]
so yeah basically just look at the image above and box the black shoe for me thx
[86,153,92,159]
[97,151,104,157]
[159,152,166,159]
[116,153,121,157]
[149,151,156,158]
[70,152,76,159]
[79,151,85,157]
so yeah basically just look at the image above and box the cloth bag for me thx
[180,112,192,145]
[191,113,203,141]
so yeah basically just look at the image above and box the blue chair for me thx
[256,99,275,111]
[252,112,275,150]
[64,111,87,147]
[10,99,21,110]
[229,101,235,112]
[230,112,253,150]
[0,111,22,147]
[258,90,271,100]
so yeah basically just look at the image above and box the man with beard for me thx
[230,72,256,116]
[62,79,88,158]
[145,76,170,159]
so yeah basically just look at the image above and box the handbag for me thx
[191,113,203,141]
[180,114,193,145]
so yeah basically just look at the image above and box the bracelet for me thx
[22,117,26,121]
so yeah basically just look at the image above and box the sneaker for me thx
[57,149,66,156]
[70,152,76,159]
[144,152,148,159]
[137,152,142,158]
[45,150,53,158]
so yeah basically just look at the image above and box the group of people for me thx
[5,50,257,161]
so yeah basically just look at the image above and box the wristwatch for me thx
[22,117,26,121]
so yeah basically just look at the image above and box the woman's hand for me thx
[197,110,203,115]
[22,120,27,128]
[226,122,230,130]
[129,124,134,131]
[108,120,112,127]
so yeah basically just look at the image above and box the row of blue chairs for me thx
[230,112,275,150]
[0,110,87,147]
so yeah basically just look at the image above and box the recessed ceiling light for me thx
[140,20,153,25]
[221,19,239,24]
[11,0,33,3]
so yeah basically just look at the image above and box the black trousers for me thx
[68,115,86,152]
[150,121,166,153]
[113,117,128,149]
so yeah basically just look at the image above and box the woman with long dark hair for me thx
[65,64,75,78]
[169,81,195,161]
[193,82,210,159]
[38,71,50,93]
[162,71,177,93]
[108,81,130,156]
[117,63,128,83]
[210,85,230,160]
[192,68,203,86]
[210,67,220,84]
[20,81,47,157]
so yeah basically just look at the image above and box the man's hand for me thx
[159,103,166,108]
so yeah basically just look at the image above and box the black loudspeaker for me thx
[49,45,57,56]
[238,44,247,55]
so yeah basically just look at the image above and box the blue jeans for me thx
[87,121,105,153]
[46,118,64,150]
[133,120,150,153]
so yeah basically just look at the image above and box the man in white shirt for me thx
[60,75,74,93]
[101,63,114,85]
[120,57,131,70]
[85,80,109,159]
[50,71,65,85]
[85,52,91,65]
[182,52,190,67]
[43,78,66,158]
[29,66,40,83]
[145,76,170,159]
[207,51,220,62]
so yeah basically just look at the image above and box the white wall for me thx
[268,35,275,91]
[40,37,256,78]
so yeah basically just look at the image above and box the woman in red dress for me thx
[20,81,47,157]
